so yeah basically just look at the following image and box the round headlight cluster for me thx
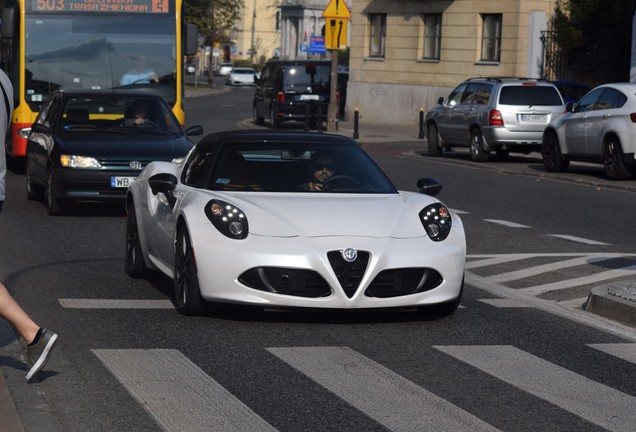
[419,203,452,242]
[205,199,248,239]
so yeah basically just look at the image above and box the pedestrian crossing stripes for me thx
[93,344,636,432]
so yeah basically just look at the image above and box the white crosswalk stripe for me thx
[93,344,636,432]
[267,346,500,432]
[434,345,636,432]
[92,349,278,432]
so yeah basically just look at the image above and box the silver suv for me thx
[425,77,564,161]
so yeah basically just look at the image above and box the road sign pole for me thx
[327,49,339,133]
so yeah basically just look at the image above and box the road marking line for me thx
[434,345,636,432]
[59,299,174,309]
[548,234,609,245]
[483,219,531,228]
[93,349,277,432]
[466,254,538,269]
[588,343,636,364]
[490,255,617,283]
[267,346,500,432]
[520,265,636,295]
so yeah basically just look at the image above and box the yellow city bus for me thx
[1,0,197,158]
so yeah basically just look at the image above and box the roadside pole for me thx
[322,0,351,133]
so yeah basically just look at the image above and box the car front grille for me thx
[238,267,332,298]
[327,250,370,298]
[365,268,443,298]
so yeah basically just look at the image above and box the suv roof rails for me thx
[466,77,547,82]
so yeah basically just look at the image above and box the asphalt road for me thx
[1,85,635,432]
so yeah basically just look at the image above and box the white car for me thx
[225,67,258,86]
[542,82,636,180]
[125,130,466,316]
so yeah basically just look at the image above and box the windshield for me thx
[25,14,177,110]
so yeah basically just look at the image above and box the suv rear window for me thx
[498,86,563,106]
[284,64,330,87]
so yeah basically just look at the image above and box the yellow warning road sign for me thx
[322,0,351,19]
[325,18,348,50]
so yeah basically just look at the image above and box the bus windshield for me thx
[25,14,176,110]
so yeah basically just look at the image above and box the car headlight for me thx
[60,155,102,168]
[419,203,452,242]
[204,199,249,239]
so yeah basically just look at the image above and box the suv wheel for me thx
[603,135,632,180]
[541,130,569,172]
[427,124,442,156]
[470,129,489,162]
[269,107,280,128]
[253,104,264,125]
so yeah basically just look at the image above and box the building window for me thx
[422,14,442,60]
[369,14,386,58]
[481,14,502,62]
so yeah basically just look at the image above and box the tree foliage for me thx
[186,0,244,46]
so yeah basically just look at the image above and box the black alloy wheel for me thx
[174,225,204,315]
[125,202,152,278]
[603,135,632,180]
[541,130,569,172]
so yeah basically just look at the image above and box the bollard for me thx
[353,107,359,139]
[317,105,323,134]
[418,107,425,139]
[304,104,310,132]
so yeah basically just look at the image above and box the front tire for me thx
[25,159,43,201]
[541,130,569,172]
[469,129,489,162]
[174,225,204,315]
[603,135,632,180]
[427,124,442,156]
[45,170,64,215]
[125,202,152,278]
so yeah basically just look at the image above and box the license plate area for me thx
[299,94,320,101]
[519,114,547,122]
[111,176,136,188]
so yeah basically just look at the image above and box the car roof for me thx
[465,77,555,85]
[197,130,359,148]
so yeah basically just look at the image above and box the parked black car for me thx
[253,59,331,128]
[25,90,203,215]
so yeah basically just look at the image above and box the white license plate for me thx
[520,114,547,122]
[111,176,136,188]
[299,94,320,101]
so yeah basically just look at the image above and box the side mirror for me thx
[437,96,444,105]
[416,178,442,197]
[30,123,50,134]
[185,125,203,136]
[565,102,575,113]
[149,173,178,207]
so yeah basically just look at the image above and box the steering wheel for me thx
[321,175,360,191]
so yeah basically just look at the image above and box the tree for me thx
[186,0,244,46]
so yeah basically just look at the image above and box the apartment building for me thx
[231,0,281,64]
[346,0,557,124]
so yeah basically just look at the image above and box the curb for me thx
[584,281,636,328]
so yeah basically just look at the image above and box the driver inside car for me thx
[120,57,159,86]
[300,153,336,191]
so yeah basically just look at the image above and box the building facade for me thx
[346,0,557,124]
[232,0,281,65]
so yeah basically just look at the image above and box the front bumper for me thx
[51,167,139,203]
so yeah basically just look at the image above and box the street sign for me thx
[324,18,348,50]
[309,36,326,54]
[322,0,351,19]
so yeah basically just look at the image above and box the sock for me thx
[28,328,43,346]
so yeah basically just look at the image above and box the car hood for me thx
[57,133,192,159]
[208,192,440,238]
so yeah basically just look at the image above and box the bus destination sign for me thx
[30,0,170,14]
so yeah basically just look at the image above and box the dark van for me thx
[253,60,331,128]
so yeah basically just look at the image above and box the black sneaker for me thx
[26,328,58,381]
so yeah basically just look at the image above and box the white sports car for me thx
[125,130,466,316]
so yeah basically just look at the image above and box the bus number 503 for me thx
[35,0,65,11]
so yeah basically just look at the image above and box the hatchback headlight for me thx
[419,203,452,242]
[60,155,102,168]
[204,199,249,239]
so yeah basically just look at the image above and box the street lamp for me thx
[250,0,256,63]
